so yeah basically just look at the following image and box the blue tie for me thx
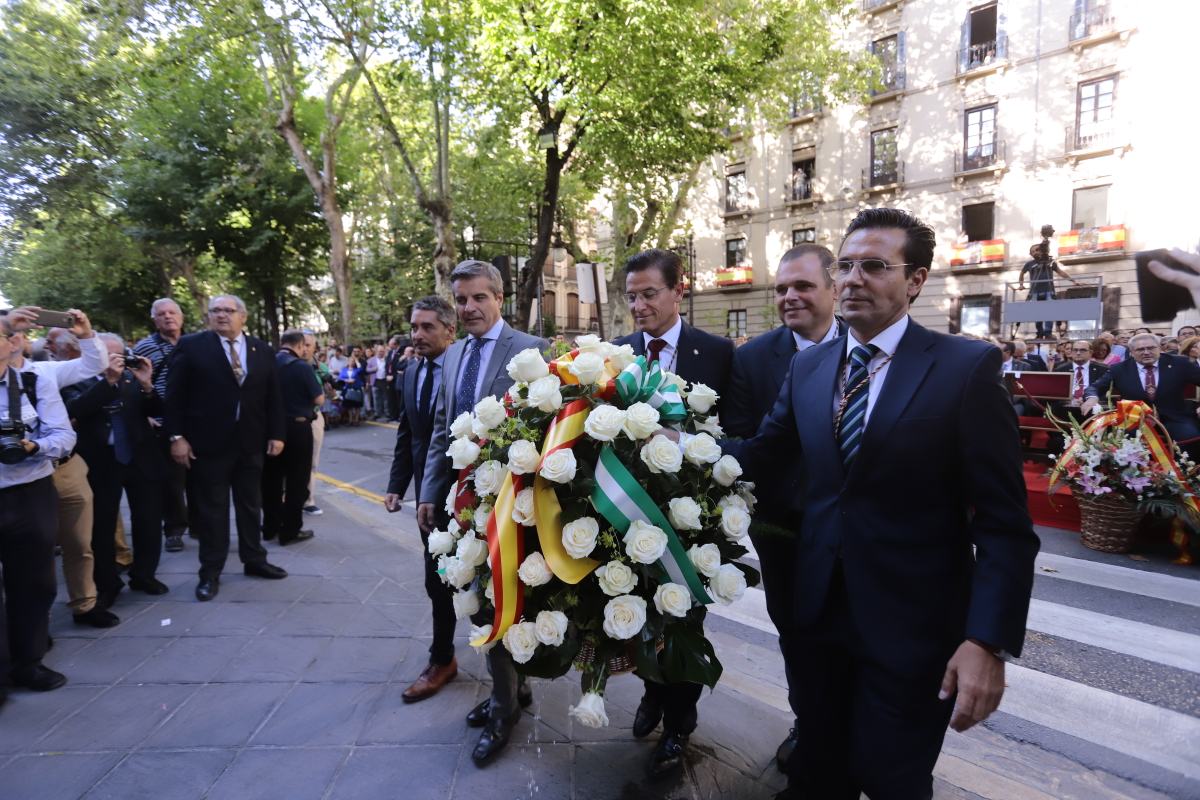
[838,344,879,468]
[111,396,133,465]
[455,338,483,417]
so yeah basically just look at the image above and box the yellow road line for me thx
[313,471,387,503]
[363,420,398,430]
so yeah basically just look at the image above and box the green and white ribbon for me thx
[614,356,687,421]
[591,445,711,605]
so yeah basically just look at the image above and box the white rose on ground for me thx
[506,439,541,475]
[562,516,600,559]
[484,576,495,602]
[685,383,719,414]
[539,449,577,483]
[507,347,550,383]
[654,582,692,617]
[512,487,536,526]
[474,396,507,430]
[712,454,743,486]
[709,563,748,605]
[469,623,497,653]
[720,506,751,541]
[602,594,647,640]
[439,555,476,589]
[623,519,668,564]
[569,691,609,728]
[426,529,456,557]
[569,351,607,385]
[452,589,480,619]
[502,621,540,663]
[640,434,683,474]
[534,610,569,646]
[668,497,703,531]
[474,502,492,532]
[574,334,603,353]
[473,460,504,496]
[517,551,553,586]
[596,560,637,596]
[687,543,722,578]
[683,432,722,466]
[583,405,625,442]
[450,412,475,440]
[623,402,661,439]
[447,438,481,470]
[694,414,724,437]
[527,374,563,413]
[456,534,489,568]
[718,493,748,512]
[608,343,636,371]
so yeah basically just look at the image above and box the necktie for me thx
[647,338,667,363]
[226,338,245,385]
[837,344,880,469]
[1144,364,1157,401]
[419,358,436,421]
[1074,365,1085,401]
[455,338,483,416]
[109,383,133,465]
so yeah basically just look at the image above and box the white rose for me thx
[640,435,683,474]
[471,416,493,439]
[561,516,600,559]
[450,412,475,440]
[662,371,688,392]
[438,555,476,589]
[720,506,751,542]
[539,449,577,484]
[718,493,748,512]
[534,610,569,646]
[446,518,462,536]
[608,343,636,371]
[712,454,743,486]
[470,623,497,654]
[517,551,553,586]
[623,402,661,439]
[484,575,495,602]
[596,560,637,596]
[474,502,492,532]
[574,334,603,353]
[507,347,550,383]
[685,383,719,414]
[709,563,748,605]
[694,414,725,437]
[735,484,757,512]
[426,528,456,557]
[653,582,692,618]
[507,439,542,475]
[583,405,626,442]
[444,484,457,516]
[456,534,490,567]
[568,351,606,385]
[511,487,536,526]
[527,374,563,413]
[473,460,504,496]
[687,543,722,578]
[668,497,703,531]
[623,519,668,564]
[683,432,722,466]
[502,621,540,664]
[452,589,480,619]
[474,395,507,430]
[569,691,609,728]
[447,437,481,469]
[602,594,647,640]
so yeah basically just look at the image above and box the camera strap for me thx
[5,367,21,427]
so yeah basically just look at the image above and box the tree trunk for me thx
[425,198,457,299]
[516,147,565,332]
[262,283,280,347]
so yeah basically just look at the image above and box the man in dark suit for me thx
[1052,339,1108,416]
[722,243,843,772]
[417,261,548,766]
[719,208,1039,799]
[612,248,734,776]
[382,335,406,421]
[385,296,459,703]
[164,294,288,602]
[1014,340,1047,371]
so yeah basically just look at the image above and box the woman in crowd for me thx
[1181,335,1200,366]
[1092,337,1113,365]
[339,353,365,426]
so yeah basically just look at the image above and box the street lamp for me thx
[537,124,556,151]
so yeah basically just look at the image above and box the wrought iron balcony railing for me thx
[957,33,1008,74]
[870,65,906,96]
[956,139,1006,173]
[1070,4,1116,41]
[863,160,904,189]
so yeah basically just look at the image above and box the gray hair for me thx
[411,295,456,330]
[449,259,504,297]
[97,332,125,348]
[1129,333,1161,350]
[209,294,247,314]
[150,297,182,317]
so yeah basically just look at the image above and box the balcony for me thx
[715,267,755,289]
[861,0,903,13]
[1070,4,1117,44]
[862,160,904,191]
[950,239,1007,268]
[957,34,1008,76]
[787,173,815,204]
[1057,224,1127,262]
[789,96,823,120]
[869,66,906,99]
[955,139,1006,176]
[1064,123,1126,159]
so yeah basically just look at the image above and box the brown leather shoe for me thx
[402,658,458,703]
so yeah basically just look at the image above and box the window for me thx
[725,170,748,213]
[962,202,995,242]
[1072,185,1109,229]
[542,290,556,321]
[1076,76,1116,149]
[963,104,997,169]
[960,296,995,337]
[543,255,556,277]
[727,310,748,339]
[961,3,1000,70]
[870,34,905,94]
[1071,0,1116,41]
[725,237,747,268]
[790,157,815,201]
[566,292,580,330]
[870,128,899,185]
[792,228,816,247]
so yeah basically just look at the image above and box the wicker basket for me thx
[1076,492,1142,553]
[574,638,663,675]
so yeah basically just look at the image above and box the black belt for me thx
[53,452,76,468]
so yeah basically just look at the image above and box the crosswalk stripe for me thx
[1026,599,1200,672]
[1036,552,1200,608]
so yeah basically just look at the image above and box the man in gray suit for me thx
[417,259,548,766]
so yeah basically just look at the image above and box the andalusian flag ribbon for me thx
[534,399,600,584]
[471,471,525,646]
[613,357,687,421]
[591,445,712,604]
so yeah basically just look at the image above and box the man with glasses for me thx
[1053,339,1108,415]
[164,295,288,602]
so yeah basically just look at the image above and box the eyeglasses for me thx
[208,307,239,316]
[623,286,669,305]
[829,259,916,279]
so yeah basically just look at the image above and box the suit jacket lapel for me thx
[208,331,238,387]
[480,323,514,399]
[799,342,843,480]
[629,332,646,358]
[443,338,466,417]
[853,323,935,477]
[770,326,795,387]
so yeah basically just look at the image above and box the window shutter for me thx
[960,13,971,72]
[1101,286,1121,330]
[989,294,1003,335]
[897,32,907,88]
[948,296,963,334]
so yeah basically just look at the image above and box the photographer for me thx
[1019,232,1079,339]
[0,314,76,697]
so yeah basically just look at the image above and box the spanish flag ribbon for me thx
[534,399,600,584]
[471,470,526,646]
[549,349,621,401]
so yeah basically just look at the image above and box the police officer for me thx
[0,313,77,700]
[261,330,324,545]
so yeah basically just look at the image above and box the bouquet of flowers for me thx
[429,334,759,727]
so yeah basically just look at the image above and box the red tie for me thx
[647,338,667,363]
[1144,365,1157,401]
[1074,365,1084,401]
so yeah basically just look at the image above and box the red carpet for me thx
[1024,460,1080,531]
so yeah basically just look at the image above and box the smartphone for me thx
[32,309,77,328]
[1135,249,1195,323]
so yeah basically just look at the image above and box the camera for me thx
[122,349,148,370]
[0,419,28,465]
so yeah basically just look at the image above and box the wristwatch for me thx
[169,435,184,443]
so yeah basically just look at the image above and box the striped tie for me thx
[838,344,879,468]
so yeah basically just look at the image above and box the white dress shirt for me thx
[1138,361,1157,392]
[793,319,840,352]
[415,350,447,408]
[642,316,683,372]
[221,331,248,378]
[456,318,506,407]
[834,315,909,427]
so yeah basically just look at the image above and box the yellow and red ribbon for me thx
[471,471,526,646]
[534,399,600,584]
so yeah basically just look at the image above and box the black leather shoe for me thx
[128,576,169,595]
[164,535,184,553]
[471,711,520,766]
[776,725,799,772]
[244,561,287,579]
[11,664,67,692]
[278,530,315,546]
[262,530,277,541]
[195,576,220,601]
[96,583,123,611]
[632,698,664,739]
[465,688,534,727]
[73,607,121,628]
[649,730,689,777]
